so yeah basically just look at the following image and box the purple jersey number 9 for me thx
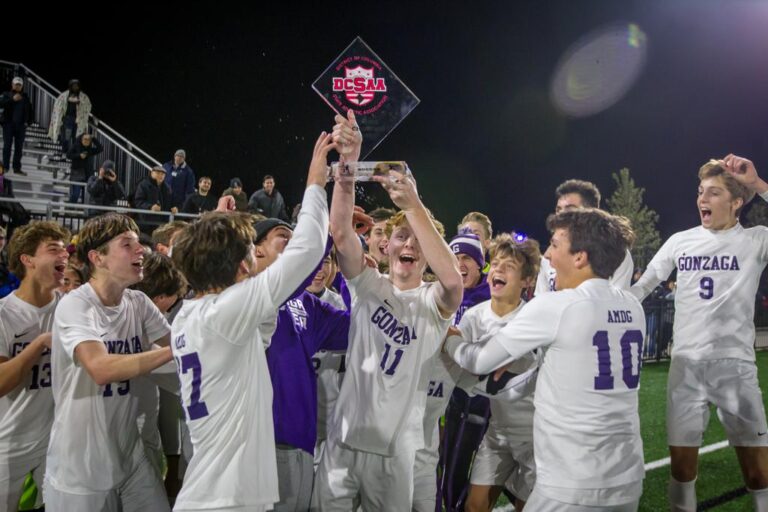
[699,277,714,299]
[592,330,643,390]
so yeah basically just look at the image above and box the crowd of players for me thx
[1,111,768,512]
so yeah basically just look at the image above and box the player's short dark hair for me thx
[131,252,187,299]
[77,213,139,280]
[555,179,601,208]
[368,207,396,224]
[151,221,189,248]
[171,211,256,292]
[546,209,634,279]
[263,175,275,183]
[488,233,541,280]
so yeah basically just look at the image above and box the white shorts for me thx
[44,455,169,512]
[526,487,639,511]
[469,434,535,501]
[667,358,768,447]
[313,436,416,512]
[526,482,641,511]
[412,448,439,512]
[0,455,45,510]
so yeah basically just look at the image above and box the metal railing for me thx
[641,297,768,361]
[0,196,198,233]
[0,60,161,194]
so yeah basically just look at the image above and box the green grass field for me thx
[493,350,768,511]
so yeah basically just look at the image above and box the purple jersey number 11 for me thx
[592,330,643,390]
[179,352,209,420]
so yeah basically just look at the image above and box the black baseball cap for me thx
[254,218,293,245]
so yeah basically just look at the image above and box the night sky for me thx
[8,1,768,243]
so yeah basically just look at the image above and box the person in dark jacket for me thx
[87,160,126,212]
[182,176,217,214]
[66,132,103,203]
[221,177,248,212]
[248,175,289,220]
[163,149,196,210]
[134,166,176,230]
[0,77,34,176]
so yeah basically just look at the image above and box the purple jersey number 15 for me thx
[592,330,643,390]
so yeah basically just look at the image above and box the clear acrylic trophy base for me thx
[326,161,411,182]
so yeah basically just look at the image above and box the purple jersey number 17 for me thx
[179,352,209,420]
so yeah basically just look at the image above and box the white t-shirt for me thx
[0,291,60,464]
[172,184,328,510]
[314,287,347,441]
[632,223,768,361]
[536,249,633,295]
[459,300,537,443]
[47,284,170,493]
[446,279,645,504]
[331,266,452,456]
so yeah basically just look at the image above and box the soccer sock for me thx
[668,476,697,512]
[749,486,768,512]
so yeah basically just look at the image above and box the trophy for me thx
[313,37,419,182]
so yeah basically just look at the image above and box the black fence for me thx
[642,297,768,362]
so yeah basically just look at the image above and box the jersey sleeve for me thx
[611,250,634,290]
[54,293,103,360]
[630,235,677,301]
[207,185,329,343]
[0,305,11,359]
[534,256,551,296]
[446,293,563,374]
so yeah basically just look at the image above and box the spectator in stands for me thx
[163,149,196,211]
[182,176,217,214]
[222,177,248,212]
[0,224,18,298]
[0,163,29,237]
[248,175,289,220]
[0,163,14,198]
[0,77,34,176]
[87,160,125,211]
[67,133,103,204]
[135,166,176,229]
[49,79,92,154]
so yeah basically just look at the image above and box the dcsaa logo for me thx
[332,66,387,107]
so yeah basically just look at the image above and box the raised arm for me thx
[330,110,366,280]
[372,172,463,318]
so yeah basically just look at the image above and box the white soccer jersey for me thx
[47,284,170,493]
[446,279,646,500]
[171,184,328,511]
[536,249,633,295]
[0,292,60,464]
[331,266,452,456]
[314,287,347,441]
[632,223,768,361]
[459,300,537,442]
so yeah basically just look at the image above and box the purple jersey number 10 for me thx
[592,330,643,390]
[179,352,209,420]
